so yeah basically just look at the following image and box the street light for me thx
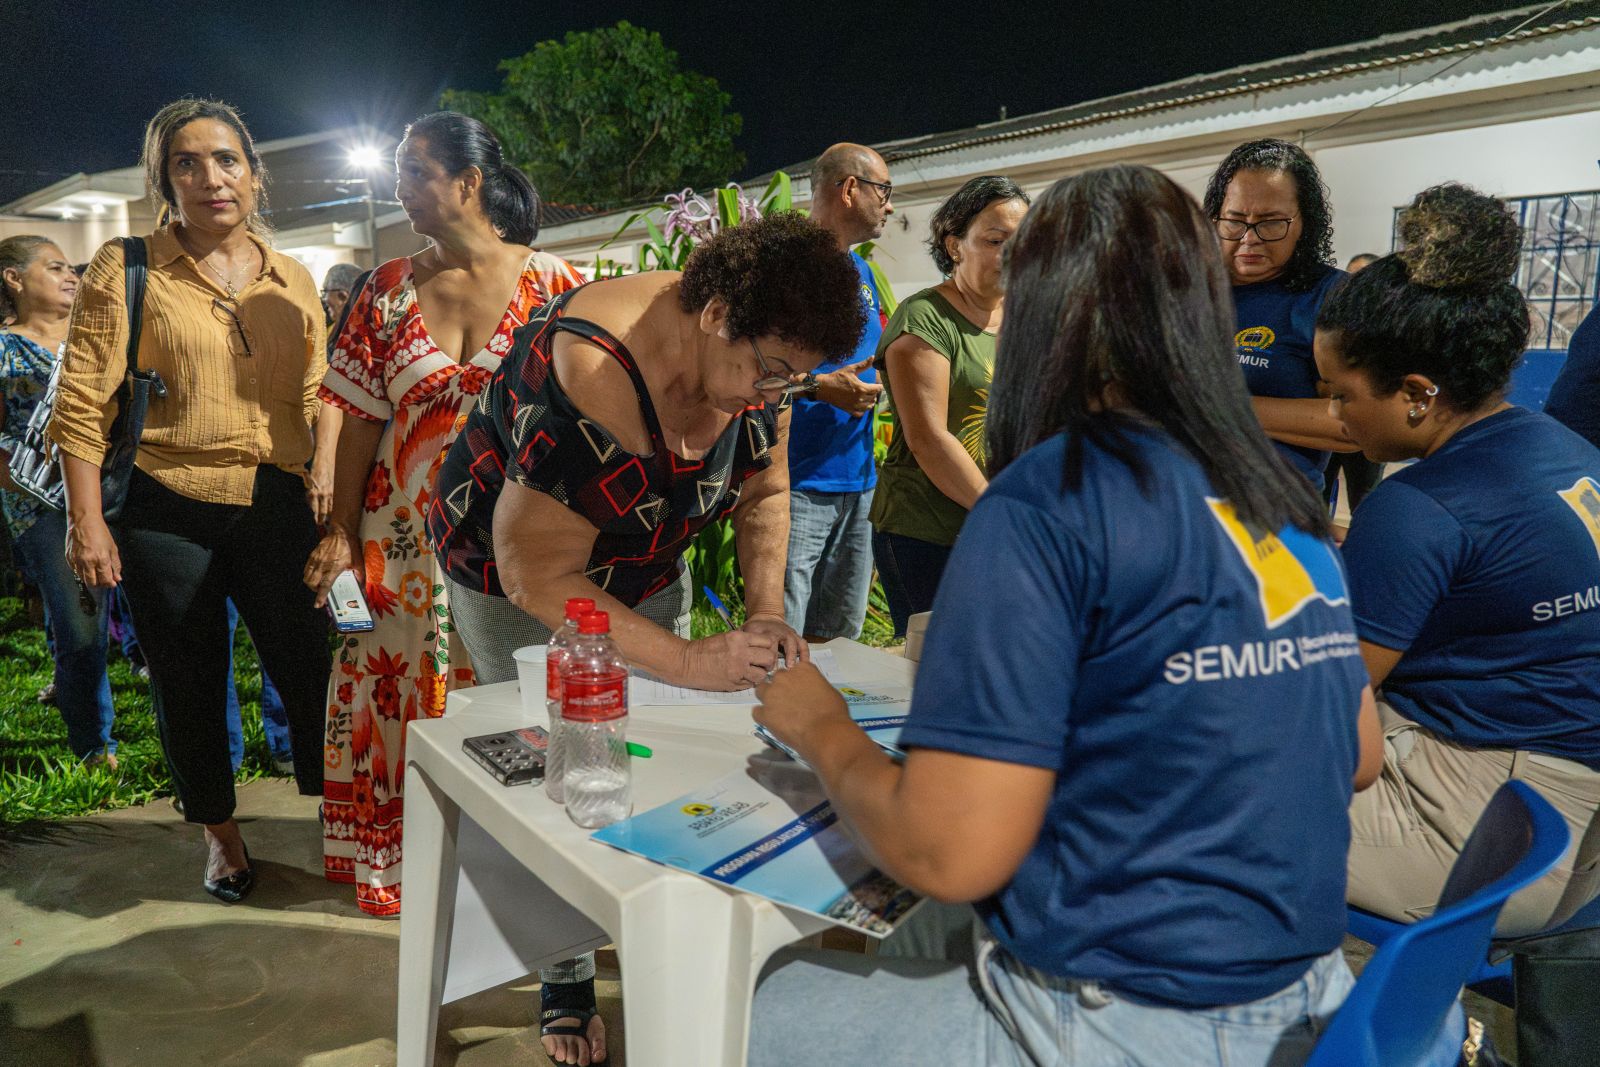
[347,144,387,268]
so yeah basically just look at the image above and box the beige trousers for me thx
[1347,703,1600,938]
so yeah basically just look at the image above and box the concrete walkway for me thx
[0,779,625,1066]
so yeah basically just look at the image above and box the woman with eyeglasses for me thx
[428,210,863,696]
[870,176,1030,619]
[1203,139,1357,491]
[50,98,331,904]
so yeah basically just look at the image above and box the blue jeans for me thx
[876,531,953,618]
[784,487,875,640]
[225,599,292,770]
[16,510,115,759]
[750,904,1362,1066]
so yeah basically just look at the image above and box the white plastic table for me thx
[395,639,913,1067]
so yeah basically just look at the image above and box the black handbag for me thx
[12,235,163,520]
[97,236,166,522]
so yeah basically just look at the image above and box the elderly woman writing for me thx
[426,212,861,1062]
[428,211,863,688]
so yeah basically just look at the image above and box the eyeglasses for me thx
[749,338,814,396]
[1213,216,1297,242]
[837,175,894,205]
[212,297,254,358]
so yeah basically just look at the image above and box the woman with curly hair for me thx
[870,176,1030,618]
[426,210,862,1063]
[1203,139,1358,490]
[1320,184,1600,939]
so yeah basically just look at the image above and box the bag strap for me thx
[327,268,373,356]
[120,236,148,375]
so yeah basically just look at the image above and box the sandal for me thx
[540,976,606,1063]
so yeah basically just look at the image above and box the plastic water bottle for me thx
[559,611,632,828]
[543,596,595,804]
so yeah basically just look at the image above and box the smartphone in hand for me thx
[327,569,375,633]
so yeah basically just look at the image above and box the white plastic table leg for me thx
[618,877,816,1066]
[396,763,460,1067]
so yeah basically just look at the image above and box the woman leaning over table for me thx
[301,111,584,919]
[1319,185,1600,938]
[750,165,1383,1067]
[425,211,863,1064]
[50,98,331,904]
[870,176,1029,616]
[1203,138,1358,492]
[0,236,116,765]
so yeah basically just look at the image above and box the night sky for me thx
[1,0,1532,205]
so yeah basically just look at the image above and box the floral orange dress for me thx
[318,251,584,915]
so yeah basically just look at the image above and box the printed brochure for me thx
[589,760,922,937]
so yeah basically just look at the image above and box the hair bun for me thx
[1396,183,1520,290]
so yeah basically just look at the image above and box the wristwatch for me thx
[799,373,820,397]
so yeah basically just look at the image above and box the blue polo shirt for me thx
[900,422,1366,1008]
[1547,302,1600,449]
[785,252,883,493]
[1232,265,1345,489]
[1343,406,1600,765]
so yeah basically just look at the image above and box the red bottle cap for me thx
[564,597,596,622]
[578,611,611,634]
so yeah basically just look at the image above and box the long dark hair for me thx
[406,111,541,245]
[1317,183,1526,410]
[988,164,1328,533]
[1202,138,1334,293]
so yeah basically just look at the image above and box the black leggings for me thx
[875,532,953,620]
[116,466,330,824]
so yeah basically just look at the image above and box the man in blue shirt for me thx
[784,143,893,641]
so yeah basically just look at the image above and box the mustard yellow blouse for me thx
[49,224,328,505]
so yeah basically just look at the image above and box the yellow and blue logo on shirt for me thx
[1235,326,1276,350]
[1207,499,1348,628]
[1559,476,1600,562]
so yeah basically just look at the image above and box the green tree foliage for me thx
[441,21,745,208]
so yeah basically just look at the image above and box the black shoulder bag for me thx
[98,236,166,522]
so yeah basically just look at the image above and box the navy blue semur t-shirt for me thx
[899,422,1366,1009]
[1232,264,1345,489]
[1343,407,1600,764]
[1546,301,1600,449]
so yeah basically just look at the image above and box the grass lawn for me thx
[0,595,277,826]
[1,575,900,827]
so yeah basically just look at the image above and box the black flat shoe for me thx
[203,849,255,903]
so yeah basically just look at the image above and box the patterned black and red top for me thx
[426,287,782,606]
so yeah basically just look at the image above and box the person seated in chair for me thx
[1316,183,1600,938]
[748,164,1382,1067]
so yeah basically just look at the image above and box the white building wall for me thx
[1312,109,1600,262]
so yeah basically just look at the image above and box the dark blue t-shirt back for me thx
[1343,407,1600,764]
[1232,265,1345,488]
[785,252,883,493]
[1546,301,1600,449]
[899,422,1366,1008]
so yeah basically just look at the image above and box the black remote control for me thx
[462,726,549,786]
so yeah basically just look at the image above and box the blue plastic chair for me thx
[1310,781,1570,1067]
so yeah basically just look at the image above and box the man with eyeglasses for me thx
[782,142,894,643]
[320,262,363,329]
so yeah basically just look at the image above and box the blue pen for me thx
[702,585,735,630]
